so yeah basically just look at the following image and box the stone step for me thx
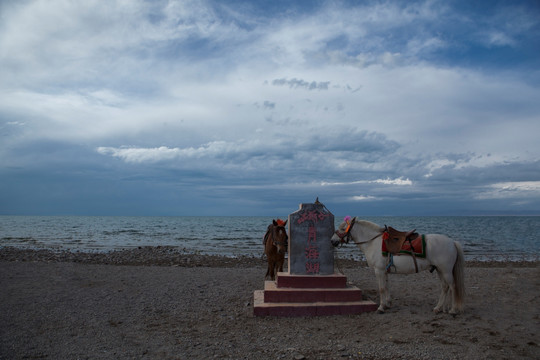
[263,281,363,303]
[276,272,348,288]
[253,290,378,317]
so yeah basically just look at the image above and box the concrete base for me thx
[253,272,377,317]
[276,272,347,288]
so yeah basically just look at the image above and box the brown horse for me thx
[263,219,288,280]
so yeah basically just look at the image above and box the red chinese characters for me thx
[305,224,320,274]
[305,261,320,274]
[297,210,331,225]
[305,244,319,260]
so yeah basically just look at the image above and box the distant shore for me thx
[1,246,538,359]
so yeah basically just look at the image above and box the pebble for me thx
[1,247,537,360]
[0,246,264,268]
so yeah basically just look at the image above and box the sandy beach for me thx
[1,247,538,359]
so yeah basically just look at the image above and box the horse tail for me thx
[452,241,465,312]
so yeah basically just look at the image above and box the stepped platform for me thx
[253,272,377,317]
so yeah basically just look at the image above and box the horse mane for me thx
[354,219,384,232]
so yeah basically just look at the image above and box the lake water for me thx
[1,216,539,261]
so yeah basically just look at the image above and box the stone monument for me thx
[253,199,378,316]
[288,201,334,275]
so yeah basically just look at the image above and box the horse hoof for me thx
[377,309,385,314]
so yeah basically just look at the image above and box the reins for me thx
[335,219,383,246]
[338,221,423,274]
[334,220,384,275]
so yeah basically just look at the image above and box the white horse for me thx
[331,217,465,315]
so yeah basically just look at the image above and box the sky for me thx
[1,0,539,217]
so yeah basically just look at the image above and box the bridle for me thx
[334,218,384,246]
[272,225,288,248]
[334,218,355,244]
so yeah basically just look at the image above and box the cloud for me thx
[372,178,412,186]
[475,181,540,200]
[271,78,330,90]
[1,0,539,215]
[486,31,516,47]
[96,140,264,164]
[96,146,183,163]
[321,177,412,187]
[263,101,275,109]
[350,195,377,201]
[94,128,403,175]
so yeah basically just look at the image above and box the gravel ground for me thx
[1,247,538,359]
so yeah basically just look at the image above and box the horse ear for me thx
[283,220,288,226]
[273,219,277,226]
[351,217,357,225]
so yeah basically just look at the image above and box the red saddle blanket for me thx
[382,235,426,258]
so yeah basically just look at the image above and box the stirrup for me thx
[386,253,395,273]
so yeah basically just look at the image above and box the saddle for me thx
[384,226,419,254]
[383,226,420,273]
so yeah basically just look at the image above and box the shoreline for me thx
[0,246,538,268]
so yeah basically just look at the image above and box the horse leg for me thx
[435,268,460,314]
[375,268,391,313]
[265,261,271,280]
[266,256,275,280]
[272,261,279,281]
[434,270,450,313]
[269,261,274,281]
[277,255,284,273]
[435,254,465,315]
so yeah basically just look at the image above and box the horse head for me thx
[272,219,288,254]
[331,216,356,247]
